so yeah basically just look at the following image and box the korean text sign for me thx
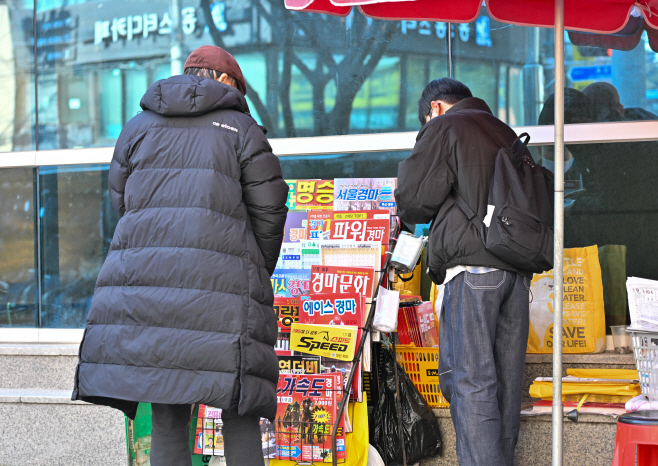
[290,323,358,361]
[271,269,311,298]
[298,293,363,327]
[311,265,375,299]
[273,297,300,330]
[295,180,334,210]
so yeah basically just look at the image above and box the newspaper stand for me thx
[274,379,347,464]
[189,412,278,460]
[330,224,408,466]
[275,420,345,464]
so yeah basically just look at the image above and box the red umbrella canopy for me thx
[284,0,658,34]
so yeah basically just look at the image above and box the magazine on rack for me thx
[308,210,334,241]
[417,301,439,347]
[275,373,346,462]
[277,243,302,269]
[311,265,375,371]
[283,211,308,243]
[293,180,335,210]
[319,241,382,271]
[271,269,311,298]
[333,178,397,234]
[299,292,364,327]
[310,265,375,298]
[273,297,300,332]
[285,180,297,210]
[307,209,390,244]
[275,332,290,352]
[298,292,364,402]
[194,406,276,458]
[278,354,321,375]
[300,240,321,269]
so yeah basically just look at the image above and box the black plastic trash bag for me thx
[369,346,442,464]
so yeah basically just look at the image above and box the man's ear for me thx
[217,73,236,89]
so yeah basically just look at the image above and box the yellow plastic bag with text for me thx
[391,262,422,297]
[527,245,606,354]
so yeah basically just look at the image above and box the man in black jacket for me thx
[395,78,531,466]
[72,46,288,466]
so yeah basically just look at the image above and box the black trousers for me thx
[150,403,264,466]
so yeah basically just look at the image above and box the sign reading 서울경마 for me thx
[290,323,358,361]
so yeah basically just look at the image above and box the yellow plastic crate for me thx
[395,346,450,408]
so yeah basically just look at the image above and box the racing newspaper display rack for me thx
[275,372,347,463]
[329,222,407,466]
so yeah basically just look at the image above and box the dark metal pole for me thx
[33,0,38,150]
[447,23,453,78]
[34,168,42,329]
[390,337,407,466]
[331,244,393,466]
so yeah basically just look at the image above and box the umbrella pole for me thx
[447,23,454,78]
[552,1,565,465]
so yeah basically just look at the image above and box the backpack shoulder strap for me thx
[452,189,487,247]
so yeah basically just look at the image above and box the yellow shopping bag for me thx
[527,245,606,354]
[391,262,422,297]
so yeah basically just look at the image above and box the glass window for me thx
[452,12,555,126]
[31,152,409,328]
[0,167,37,327]
[452,8,658,126]
[1,2,35,152]
[21,1,658,151]
[32,0,450,147]
[39,164,117,328]
[533,141,658,281]
[561,27,658,123]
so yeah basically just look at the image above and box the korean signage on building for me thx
[27,0,268,67]
[93,8,198,45]
[399,17,491,47]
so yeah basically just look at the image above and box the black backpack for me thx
[453,112,555,274]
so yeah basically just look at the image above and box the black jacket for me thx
[72,75,289,420]
[395,97,526,284]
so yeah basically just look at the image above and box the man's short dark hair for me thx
[418,78,473,125]
[184,67,220,80]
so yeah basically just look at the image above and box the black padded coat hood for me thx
[72,75,289,420]
[140,74,249,117]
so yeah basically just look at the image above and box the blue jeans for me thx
[439,270,530,466]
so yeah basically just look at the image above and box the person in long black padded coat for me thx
[72,46,288,466]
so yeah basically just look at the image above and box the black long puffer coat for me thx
[72,74,289,420]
